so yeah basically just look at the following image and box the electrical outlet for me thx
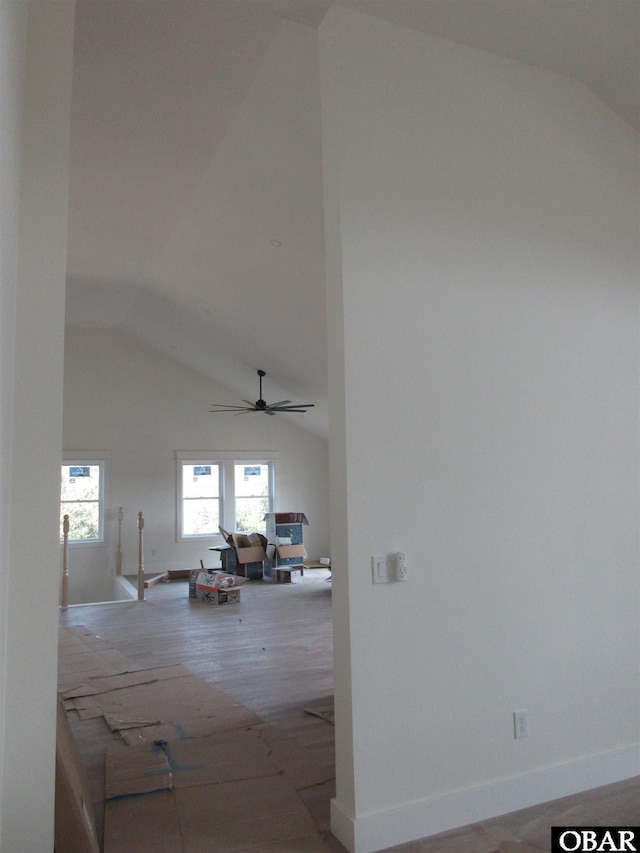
[513,709,529,739]
[371,555,391,584]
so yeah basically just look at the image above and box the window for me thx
[60,459,105,542]
[176,452,276,541]
[181,462,221,537]
[234,463,271,532]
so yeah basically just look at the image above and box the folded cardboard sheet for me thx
[115,724,332,790]
[104,750,327,852]
[55,697,101,853]
[58,627,334,852]
[67,669,262,730]
[57,626,144,691]
[105,745,173,800]
[102,716,334,851]
[61,664,187,701]
[104,777,331,853]
[103,720,334,852]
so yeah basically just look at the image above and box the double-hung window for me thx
[60,457,106,543]
[180,462,222,537]
[233,462,272,532]
[176,452,276,541]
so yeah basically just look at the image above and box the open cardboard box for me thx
[264,512,309,548]
[275,543,307,561]
[264,512,309,526]
[218,526,267,564]
[189,570,248,602]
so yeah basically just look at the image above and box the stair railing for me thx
[137,511,145,601]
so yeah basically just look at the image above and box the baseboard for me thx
[330,743,640,853]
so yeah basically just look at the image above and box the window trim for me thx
[61,452,109,545]
[230,459,275,534]
[175,451,278,543]
[176,457,224,542]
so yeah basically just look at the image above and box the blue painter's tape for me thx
[151,739,203,773]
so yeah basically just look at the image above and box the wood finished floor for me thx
[59,571,638,852]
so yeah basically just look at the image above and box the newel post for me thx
[61,514,70,608]
[116,506,123,576]
[137,511,145,601]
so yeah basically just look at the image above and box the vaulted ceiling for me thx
[65,0,639,437]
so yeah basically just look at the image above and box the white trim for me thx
[330,745,640,853]
[176,458,223,542]
[175,450,279,461]
[60,454,108,544]
[175,452,278,541]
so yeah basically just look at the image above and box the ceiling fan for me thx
[209,369,314,416]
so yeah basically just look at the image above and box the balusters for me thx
[62,507,148,603]
[61,514,70,608]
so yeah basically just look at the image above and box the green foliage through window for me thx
[178,458,273,538]
[182,464,220,535]
[61,463,102,541]
[234,464,270,532]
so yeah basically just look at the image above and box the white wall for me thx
[0,3,74,851]
[0,2,26,839]
[63,325,329,599]
[320,8,639,852]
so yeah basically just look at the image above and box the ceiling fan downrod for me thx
[255,369,267,409]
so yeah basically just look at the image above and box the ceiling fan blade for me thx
[209,370,315,415]
[270,405,314,413]
[274,403,314,410]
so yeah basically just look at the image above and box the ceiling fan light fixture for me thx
[209,369,314,416]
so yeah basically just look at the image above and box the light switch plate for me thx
[371,555,391,583]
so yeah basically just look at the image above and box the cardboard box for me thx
[275,543,307,562]
[236,562,264,580]
[216,527,267,575]
[195,586,241,605]
[264,513,309,547]
[263,512,309,526]
[217,547,263,580]
[273,566,304,584]
[189,570,247,601]
[264,515,308,579]
[233,542,266,564]
[218,526,267,562]
[216,527,267,579]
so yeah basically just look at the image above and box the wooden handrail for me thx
[137,511,145,601]
[61,514,70,608]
